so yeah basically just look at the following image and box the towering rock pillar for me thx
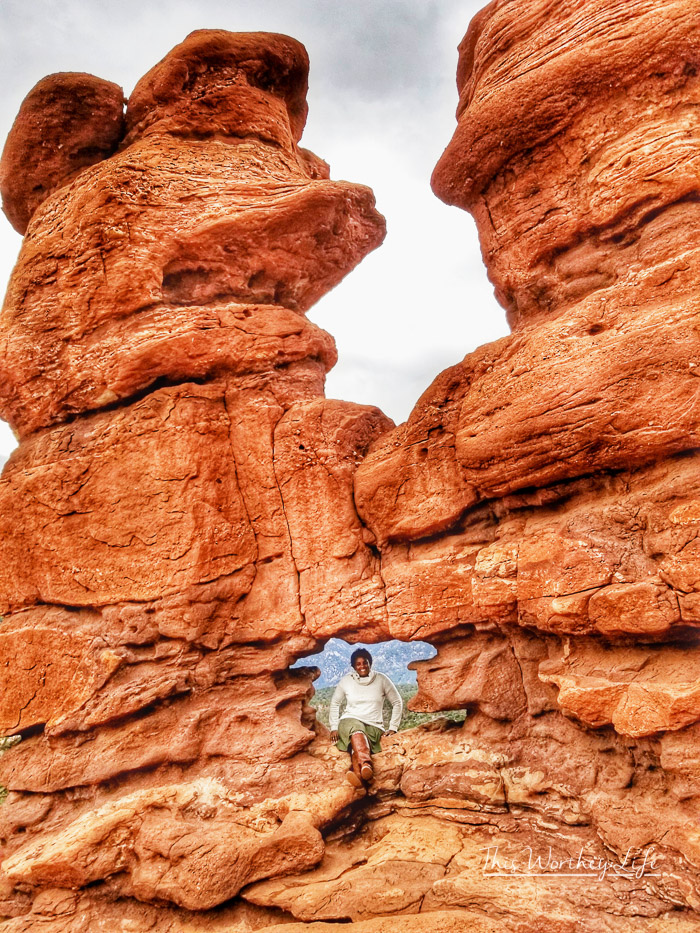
[359,0,700,544]
[0,31,391,923]
[354,0,700,920]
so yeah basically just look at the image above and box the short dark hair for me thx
[350,648,373,668]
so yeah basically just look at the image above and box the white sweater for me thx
[329,669,403,732]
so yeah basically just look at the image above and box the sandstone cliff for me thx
[0,4,699,931]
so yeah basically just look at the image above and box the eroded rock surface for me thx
[352,0,700,927]
[1,6,700,932]
[0,28,391,930]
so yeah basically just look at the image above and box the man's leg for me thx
[346,748,363,787]
[350,730,373,782]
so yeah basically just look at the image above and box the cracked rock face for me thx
[1,7,700,932]
[0,29,392,930]
[352,0,700,927]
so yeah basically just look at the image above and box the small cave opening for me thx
[293,637,466,734]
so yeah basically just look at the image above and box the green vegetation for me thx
[0,735,21,805]
[309,682,466,731]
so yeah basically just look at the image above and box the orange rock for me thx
[273,398,393,641]
[2,11,700,931]
[540,640,700,737]
[0,672,317,793]
[0,891,289,933]
[0,29,384,438]
[408,632,528,722]
[0,30,390,924]
[1,780,326,910]
[0,382,259,611]
[356,0,700,539]
[125,31,310,147]
[0,73,124,235]
[375,455,698,641]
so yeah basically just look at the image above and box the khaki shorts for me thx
[336,717,384,753]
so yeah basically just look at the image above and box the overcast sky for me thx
[0,0,508,463]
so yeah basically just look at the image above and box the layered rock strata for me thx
[0,30,392,929]
[1,4,700,932]
[352,0,700,926]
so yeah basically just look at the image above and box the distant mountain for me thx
[292,638,436,687]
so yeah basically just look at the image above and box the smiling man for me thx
[329,647,403,787]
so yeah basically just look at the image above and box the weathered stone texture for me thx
[0,28,392,930]
[1,5,700,931]
[352,0,700,927]
[0,73,125,235]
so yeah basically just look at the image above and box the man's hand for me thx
[383,730,397,737]
[330,730,339,743]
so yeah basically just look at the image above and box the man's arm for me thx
[382,675,403,733]
[328,681,346,738]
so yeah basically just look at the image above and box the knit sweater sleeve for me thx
[328,679,346,730]
[382,675,403,732]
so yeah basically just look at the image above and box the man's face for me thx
[353,656,370,677]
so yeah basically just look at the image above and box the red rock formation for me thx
[0,30,392,930]
[0,74,125,235]
[353,0,700,927]
[2,5,700,932]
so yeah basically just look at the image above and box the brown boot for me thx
[346,750,363,787]
[350,731,373,782]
